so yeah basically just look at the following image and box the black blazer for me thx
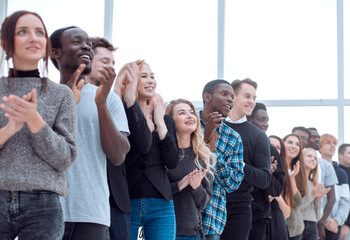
[108,101,152,213]
[126,114,179,202]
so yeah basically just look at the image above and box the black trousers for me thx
[221,202,252,240]
[248,218,270,240]
[63,222,109,240]
[325,227,341,240]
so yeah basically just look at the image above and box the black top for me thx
[126,114,179,201]
[340,164,350,227]
[251,144,285,220]
[9,69,40,78]
[167,147,213,236]
[108,101,152,213]
[223,120,271,203]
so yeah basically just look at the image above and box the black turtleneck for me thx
[9,69,40,78]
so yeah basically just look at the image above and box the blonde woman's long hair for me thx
[166,99,216,180]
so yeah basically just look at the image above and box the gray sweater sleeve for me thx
[30,87,77,172]
[191,175,214,210]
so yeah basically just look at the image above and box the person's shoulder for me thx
[247,121,266,135]
[47,79,74,97]
[335,164,349,183]
[222,121,241,138]
[318,158,331,166]
[270,144,279,156]
[164,114,175,123]
[220,123,242,147]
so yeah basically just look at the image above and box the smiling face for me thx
[250,109,269,132]
[233,82,256,118]
[88,47,115,86]
[58,27,93,75]
[303,148,318,171]
[12,14,47,70]
[207,83,234,117]
[137,63,156,101]
[172,102,198,135]
[284,135,301,163]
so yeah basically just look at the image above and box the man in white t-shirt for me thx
[50,26,130,240]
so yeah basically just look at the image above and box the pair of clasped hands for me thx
[1,88,44,137]
[178,169,209,191]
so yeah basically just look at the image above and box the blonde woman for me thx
[166,99,215,240]
[114,60,179,240]
[300,148,330,240]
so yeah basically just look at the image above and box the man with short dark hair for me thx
[222,79,271,240]
[50,27,130,240]
[306,127,338,239]
[200,79,245,240]
[247,102,287,240]
[86,37,141,240]
[308,127,321,150]
[292,126,311,148]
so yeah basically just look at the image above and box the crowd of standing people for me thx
[1,10,350,240]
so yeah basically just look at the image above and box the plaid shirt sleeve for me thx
[202,123,244,235]
[214,123,244,193]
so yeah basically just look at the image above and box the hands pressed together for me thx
[1,88,45,136]
[178,169,209,191]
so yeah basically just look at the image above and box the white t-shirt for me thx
[318,158,338,210]
[60,84,129,226]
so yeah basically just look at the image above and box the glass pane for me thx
[113,0,217,102]
[345,0,350,98]
[266,106,338,142]
[7,0,105,83]
[345,106,350,143]
[225,0,337,100]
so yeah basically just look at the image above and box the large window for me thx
[266,106,338,140]
[225,0,338,100]
[113,0,217,101]
[1,0,349,144]
[345,0,350,98]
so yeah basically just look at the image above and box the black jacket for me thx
[108,102,152,213]
[126,114,179,201]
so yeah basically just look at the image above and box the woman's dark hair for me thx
[283,133,308,207]
[1,10,51,77]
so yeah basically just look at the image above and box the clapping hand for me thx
[311,183,331,200]
[67,64,86,104]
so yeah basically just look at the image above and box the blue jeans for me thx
[176,234,202,240]
[109,205,131,240]
[130,198,176,240]
[206,234,220,240]
[0,190,64,240]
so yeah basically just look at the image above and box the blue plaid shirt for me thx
[200,113,244,235]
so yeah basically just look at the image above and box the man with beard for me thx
[199,79,245,240]
[50,27,130,240]
[222,79,271,240]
